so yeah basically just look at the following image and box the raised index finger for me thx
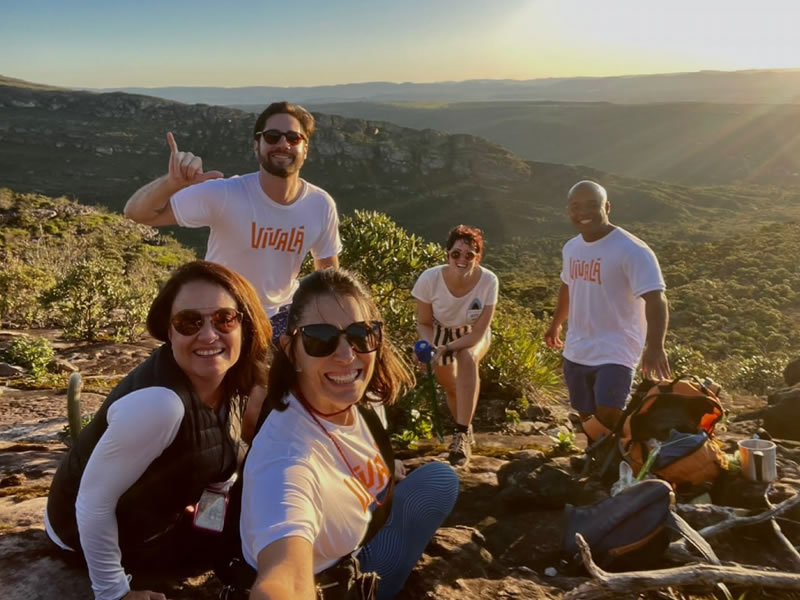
[166,131,178,154]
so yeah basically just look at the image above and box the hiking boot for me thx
[448,431,471,467]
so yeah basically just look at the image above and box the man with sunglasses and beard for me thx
[125,101,342,441]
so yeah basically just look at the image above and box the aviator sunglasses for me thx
[256,129,307,146]
[170,308,243,336]
[449,249,477,261]
[294,321,383,357]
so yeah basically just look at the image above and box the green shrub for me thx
[731,354,786,395]
[40,256,127,341]
[2,337,54,378]
[482,303,563,405]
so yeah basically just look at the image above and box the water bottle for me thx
[414,340,434,364]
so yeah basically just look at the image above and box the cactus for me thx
[67,372,83,440]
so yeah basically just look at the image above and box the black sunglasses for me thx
[256,129,306,146]
[294,321,383,357]
[449,249,477,261]
[171,308,243,336]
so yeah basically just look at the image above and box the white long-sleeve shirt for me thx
[45,387,184,600]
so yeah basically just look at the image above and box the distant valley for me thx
[97,69,800,105]
[293,101,800,187]
[1,78,799,252]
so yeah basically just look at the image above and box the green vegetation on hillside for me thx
[0,191,562,439]
[485,222,800,393]
[0,188,195,339]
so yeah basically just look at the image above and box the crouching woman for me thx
[241,268,459,600]
[46,260,271,600]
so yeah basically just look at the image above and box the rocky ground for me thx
[2,329,800,599]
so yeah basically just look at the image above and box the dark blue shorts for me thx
[269,305,290,346]
[562,358,634,414]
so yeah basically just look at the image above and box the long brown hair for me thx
[147,260,271,405]
[265,268,413,413]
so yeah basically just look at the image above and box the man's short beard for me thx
[260,159,290,178]
[258,150,298,179]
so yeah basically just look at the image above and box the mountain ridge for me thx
[1,81,798,251]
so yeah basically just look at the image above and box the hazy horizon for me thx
[2,0,799,89]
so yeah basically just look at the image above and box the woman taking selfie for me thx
[46,260,271,600]
[241,268,458,600]
[412,225,498,468]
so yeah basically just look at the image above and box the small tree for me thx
[41,256,127,341]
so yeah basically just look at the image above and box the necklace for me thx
[293,387,391,507]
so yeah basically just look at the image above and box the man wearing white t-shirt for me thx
[544,180,671,438]
[124,101,341,440]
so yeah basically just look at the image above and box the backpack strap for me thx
[666,512,733,600]
[358,404,395,546]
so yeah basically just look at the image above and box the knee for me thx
[454,348,477,370]
[413,461,459,510]
[595,405,622,430]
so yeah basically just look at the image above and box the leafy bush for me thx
[2,337,54,378]
[731,354,786,395]
[482,303,563,405]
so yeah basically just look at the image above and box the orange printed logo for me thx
[343,453,392,512]
[569,257,602,285]
[250,223,305,254]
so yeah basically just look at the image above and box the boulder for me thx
[785,357,800,387]
[0,362,24,377]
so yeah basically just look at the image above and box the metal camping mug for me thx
[738,438,777,482]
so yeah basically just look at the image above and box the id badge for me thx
[193,488,228,533]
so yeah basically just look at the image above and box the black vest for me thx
[47,345,238,551]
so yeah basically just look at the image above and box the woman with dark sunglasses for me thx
[241,268,458,600]
[45,260,271,600]
[412,225,498,468]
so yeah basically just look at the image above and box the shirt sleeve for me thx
[76,388,184,600]
[411,269,434,303]
[485,270,499,306]
[560,244,570,285]
[240,452,323,568]
[310,193,343,260]
[170,178,228,228]
[625,243,666,297]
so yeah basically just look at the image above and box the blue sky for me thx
[2,0,799,88]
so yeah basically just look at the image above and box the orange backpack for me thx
[619,376,727,488]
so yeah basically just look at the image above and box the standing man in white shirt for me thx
[125,102,341,440]
[544,180,671,441]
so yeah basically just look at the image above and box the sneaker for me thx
[448,431,471,467]
[467,423,475,448]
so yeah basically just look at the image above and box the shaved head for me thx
[567,180,607,205]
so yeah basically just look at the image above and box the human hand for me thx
[166,132,223,189]
[393,459,407,482]
[121,590,167,600]
[544,323,563,349]
[431,344,449,364]
[640,346,671,381]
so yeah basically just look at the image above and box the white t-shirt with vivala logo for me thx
[411,265,499,328]
[561,227,665,369]
[241,394,391,573]
[171,173,342,316]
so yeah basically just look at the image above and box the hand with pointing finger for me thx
[166,132,223,189]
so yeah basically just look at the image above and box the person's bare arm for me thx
[124,132,223,226]
[640,289,671,379]
[249,537,316,600]
[544,282,569,349]
[313,255,339,270]
[432,304,496,362]
[416,300,436,345]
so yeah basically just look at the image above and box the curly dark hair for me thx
[445,224,484,256]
